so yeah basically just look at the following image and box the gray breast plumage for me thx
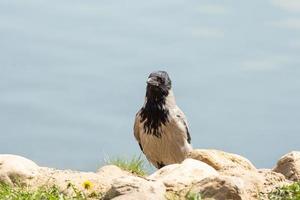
[134,97,192,168]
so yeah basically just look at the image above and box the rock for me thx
[0,154,40,186]
[0,154,132,192]
[257,169,290,199]
[192,175,248,200]
[30,165,133,196]
[198,150,288,199]
[34,167,106,195]
[188,149,256,172]
[148,159,218,188]
[0,152,293,200]
[111,192,162,200]
[221,169,288,199]
[104,176,166,200]
[273,151,300,181]
[190,170,288,200]
[97,165,130,178]
[96,165,133,189]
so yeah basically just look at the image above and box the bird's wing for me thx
[173,107,191,144]
[134,111,144,152]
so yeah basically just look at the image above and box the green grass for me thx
[185,191,202,200]
[165,186,202,200]
[105,155,147,176]
[268,182,300,200]
[0,183,69,200]
[0,183,102,200]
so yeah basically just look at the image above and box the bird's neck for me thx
[144,89,176,108]
[140,90,176,138]
[164,90,176,108]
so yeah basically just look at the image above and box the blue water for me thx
[0,0,299,171]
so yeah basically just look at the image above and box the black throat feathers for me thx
[140,85,170,138]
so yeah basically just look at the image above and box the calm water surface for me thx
[0,0,299,171]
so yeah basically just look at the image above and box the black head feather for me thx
[145,71,172,101]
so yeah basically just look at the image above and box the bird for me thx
[134,71,192,169]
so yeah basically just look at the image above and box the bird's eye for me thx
[157,77,163,82]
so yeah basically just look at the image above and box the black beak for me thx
[147,77,159,86]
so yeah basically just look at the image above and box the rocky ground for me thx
[0,149,299,200]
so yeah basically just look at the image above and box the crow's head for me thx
[147,71,172,89]
[146,71,172,100]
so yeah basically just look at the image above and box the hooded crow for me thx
[134,71,192,169]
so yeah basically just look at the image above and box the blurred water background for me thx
[0,0,299,171]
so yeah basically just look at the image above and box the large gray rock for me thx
[189,169,288,200]
[148,159,218,188]
[187,149,288,199]
[111,192,162,200]
[273,151,300,181]
[188,149,256,172]
[222,169,288,200]
[256,169,290,199]
[105,176,166,200]
[193,175,247,200]
[0,154,40,186]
